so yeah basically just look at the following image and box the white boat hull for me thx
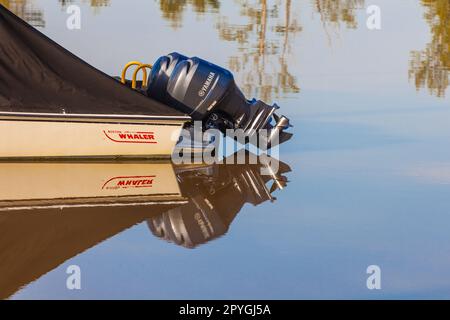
[0,113,188,159]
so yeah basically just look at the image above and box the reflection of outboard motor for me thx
[147,159,291,248]
[147,53,292,146]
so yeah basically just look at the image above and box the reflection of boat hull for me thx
[0,113,187,160]
[0,161,185,211]
[0,156,292,299]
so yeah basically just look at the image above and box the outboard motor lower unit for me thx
[146,53,292,147]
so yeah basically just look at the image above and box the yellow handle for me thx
[121,61,146,85]
[132,64,153,89]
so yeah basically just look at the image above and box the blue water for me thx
[2,0,450,299]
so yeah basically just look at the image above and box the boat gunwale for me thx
[0,111,191,124]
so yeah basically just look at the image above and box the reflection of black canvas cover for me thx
[0,5,185,117]
[0,204,177,300]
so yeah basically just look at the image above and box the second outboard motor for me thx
[147,53,292,146]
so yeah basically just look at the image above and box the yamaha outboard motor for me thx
[147,53,292,147]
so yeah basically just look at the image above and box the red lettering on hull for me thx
[104,130,157,144]
[102,175,156,190]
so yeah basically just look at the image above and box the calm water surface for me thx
[1,0,450,299]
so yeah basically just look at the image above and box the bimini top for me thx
[0,5,188,120]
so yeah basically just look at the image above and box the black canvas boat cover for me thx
[0,5,186,118]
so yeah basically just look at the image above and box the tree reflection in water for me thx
[0,0,45,27]
[314,0,365,29]
[157,0,302,102]
[157,0,220,28]
[409,0,449,97]
[1,0,448,98]
[155,0,366,102]
[58,0,111,14]
[216,0,301,102]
